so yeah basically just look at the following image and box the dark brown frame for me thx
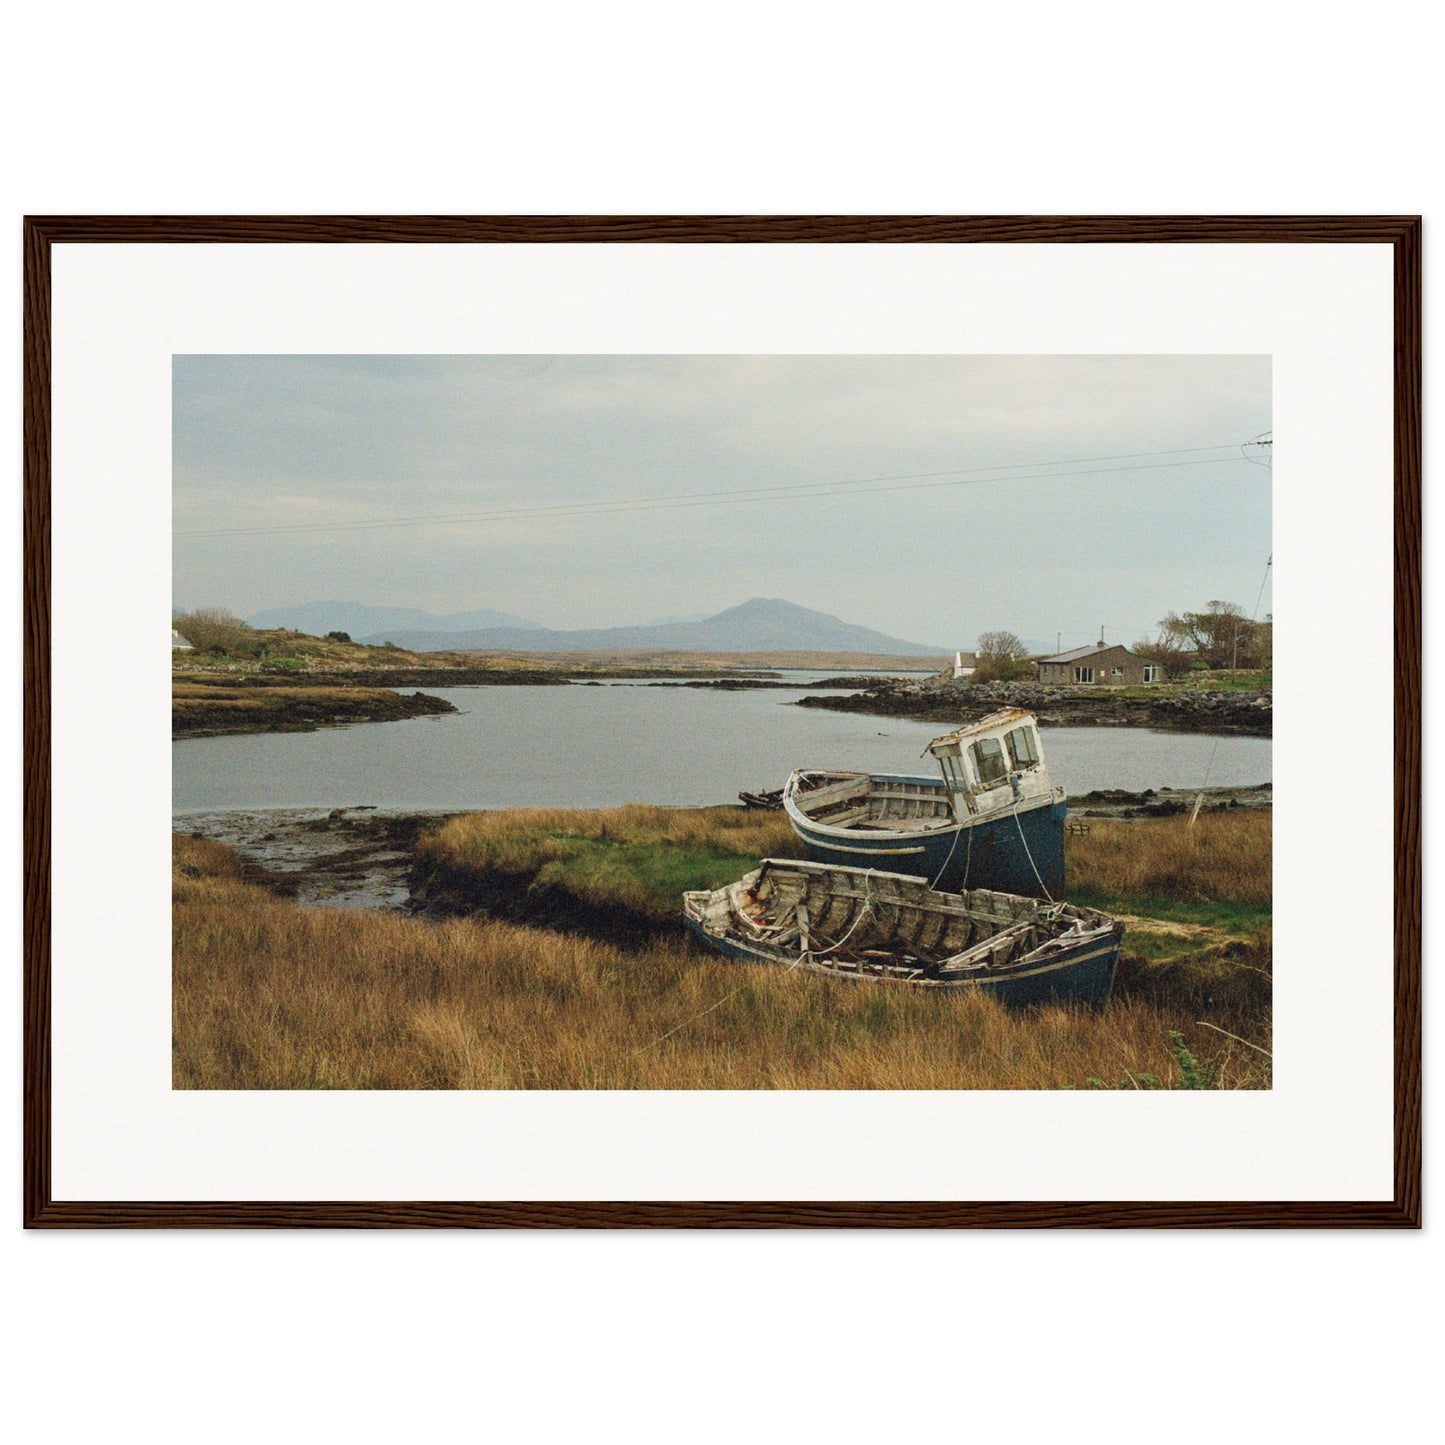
[22,215,1422,1228]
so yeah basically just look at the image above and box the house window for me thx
[1074,665,1094,684]
[1142,664,1160,683]
[971,737,1007,786]
[1006,726,1040,770]
[1112,667,1123,676]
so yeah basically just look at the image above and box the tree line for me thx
[1133,601,1272,676]
[965,601,1272,683]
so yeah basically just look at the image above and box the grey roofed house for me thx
[1038,639,1161,687]
[172,628,193,650]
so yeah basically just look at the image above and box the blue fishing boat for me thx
[782,709,1067,898]
[683,859,1121,1006]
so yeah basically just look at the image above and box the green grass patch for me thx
[1067,887,1271,934]
[419,804,804,926]
[532,838,780,920]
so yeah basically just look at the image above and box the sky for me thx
[173,354,1271,651]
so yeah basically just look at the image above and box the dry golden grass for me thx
[173,682,454,734]
[1068,810,1271,912]
[426,803,797,863]
[172,628,545,675]
[418,805,802,921]
[174,834,1269,1091]
[174,681,394,711]
[1065,812,1271,1036]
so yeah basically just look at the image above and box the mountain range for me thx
[353,597,944,655]
[247,600,543,638]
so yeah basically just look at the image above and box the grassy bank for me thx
[417,803,1270,925]
[174,628,496,674]
[174,626,942,680]
[174,833,1266,1090]
[1069,812,1272,1026]
[414,804,803,928]
[173,680,456,737]
[175,807,1271,1090]
[1069,810,1270,919]
[173,627,941,736]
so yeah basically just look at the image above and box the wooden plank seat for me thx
[853,815,956,832]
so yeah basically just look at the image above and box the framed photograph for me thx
[23,216,1420,1227]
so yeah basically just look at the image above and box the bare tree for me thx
[1132,626,1192,680]
[973,630,1031,683]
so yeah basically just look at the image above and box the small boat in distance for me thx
[782,709,1067,898]
[738,787,784,810]
[683,859,1122,1006]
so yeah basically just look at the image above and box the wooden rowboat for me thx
[683,858,1123,1006]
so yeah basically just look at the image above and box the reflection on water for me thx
[174,682,1272,815]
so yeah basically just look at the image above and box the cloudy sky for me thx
[173,354,1271,651]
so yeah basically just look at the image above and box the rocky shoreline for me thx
[173,679,458,738]
[590,674,880,692]
[797,678,1272,736]
[1067,782,1271,819]
[174,807,460,908]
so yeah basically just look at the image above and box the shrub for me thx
[173,607,255,656]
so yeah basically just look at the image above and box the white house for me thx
[952,650,976,680]
[171,628,193,650]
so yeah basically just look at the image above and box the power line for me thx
[1250,553,1273,622]
[1190,550,1273,824]
[177,439,1265,541]
[1241,431,1273,469]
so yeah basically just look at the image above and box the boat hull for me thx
[683,915,1118,1007]
[784,777,1067,899]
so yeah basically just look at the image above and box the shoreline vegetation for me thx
[171,628,942,738]
[173,804,1271,1091]
[798,675,1273,736]
[173,627,1271,739]
[173,678,458,738]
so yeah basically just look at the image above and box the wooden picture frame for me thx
[22,215,1421,1227]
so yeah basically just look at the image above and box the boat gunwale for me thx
[682,859,1120,981]
[782,768,1063,842]
[680,911,1122,991]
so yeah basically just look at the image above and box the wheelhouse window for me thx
[1006,726,1040,770]
[937,753,967,791]
[971,737,1007,786]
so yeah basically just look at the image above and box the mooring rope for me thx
[929,814,966,890]
[1012,798,1055,904]
[629,976,773,1058]
[632,878,876,1058]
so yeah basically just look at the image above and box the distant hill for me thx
[248,600,543,639]
[368,597,944,656]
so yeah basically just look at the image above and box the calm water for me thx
[173,681,1272,815]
